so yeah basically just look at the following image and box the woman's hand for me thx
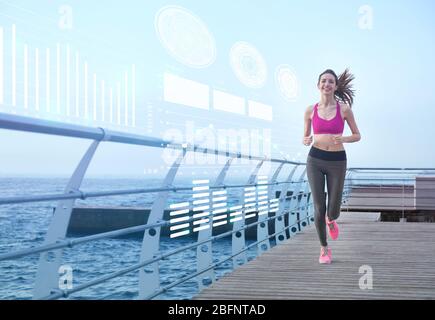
[303,135,313,146]
[332,135,345,144]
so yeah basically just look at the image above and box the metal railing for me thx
[0,112,318,300]
[342,169,435,221]
[2,112,433,299]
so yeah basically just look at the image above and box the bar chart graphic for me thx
[169,177,280,238]
[0,24,136,128]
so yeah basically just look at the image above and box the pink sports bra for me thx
[312,101,344,135]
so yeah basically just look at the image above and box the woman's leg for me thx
[307,156,328,247]
[325,160,347,221]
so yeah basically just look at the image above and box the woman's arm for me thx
[303,105,313,146]
[342,104,361,143]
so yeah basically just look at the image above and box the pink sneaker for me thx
[319,247,332,264]
[326,216,339,240]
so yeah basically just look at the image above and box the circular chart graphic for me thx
[155,6,216,68]
[276,65,299,101]
[230,42,267,88]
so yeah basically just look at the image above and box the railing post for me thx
[33,139,101,299]
[257,163,285,254]
[289,168,307,237]
[196,157,235,291]
[274,165,299,244]
[138,148,187,299]
[232,160,264,269]
[343,170,353,203]
[299,182,311,229]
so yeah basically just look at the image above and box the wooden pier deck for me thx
[194,212,435,300]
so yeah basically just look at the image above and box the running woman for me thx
[303,68,361,264]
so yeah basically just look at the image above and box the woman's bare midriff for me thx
[312,134,345,151]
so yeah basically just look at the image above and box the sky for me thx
[1,0,435,178]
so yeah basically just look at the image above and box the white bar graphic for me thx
[170,200,191,238]
[270,202,279,206]
[245,197,256,203]
[213,89,245,115]
[212,208,227,215]
[46,48,50,112]
[212,202,226,208]
[258,195,268,200]
[169,202,190,209]
[0,27,3,104]
[23,45,28,109]
[213,221,227,227]
[213,214,227,221]
[193,212,210,219]
[245,187,255,191]
[11,24,16,106]
[248,100,273,121]
[35,48,39,111]
[193,225,210,232]
[170,216,190,224]
[163,72,209,110]
[230,211,243,217]
[56,43,60,113]
[193,205,209,212]
[75,52,79,116]
[244,192,255,197]
[170,223,190,231]
[212,190,227,196]
[193,192,209,198]
[212,196,227,202]
[193,186,209,192]
[117,82,121,125]
[245,213,256,219]
[193,199,209,205]
[101,80,105,121]
[257,190,268,195]
[66,45,70,116]
[244,203,256,208]
[270,208,279,212]
[258,211,269,216]
[109,88,113,123]
[170,230,190,238]
[193,219,209,225]
[84,62,88,119]
[132,64,135,127]
[124,71,128,125]
[230,217,242,223]
[93,73,97,120]
[170,208,190,216]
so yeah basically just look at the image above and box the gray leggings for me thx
[306,150,347,247]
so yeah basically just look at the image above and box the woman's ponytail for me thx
[335,68,355,107]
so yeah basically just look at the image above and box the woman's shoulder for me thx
[339,102,351,111]
[305,104,315,118]
[339,102,351,117]
[306,103,317,112]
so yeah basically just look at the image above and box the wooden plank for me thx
[194,212,435,300]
